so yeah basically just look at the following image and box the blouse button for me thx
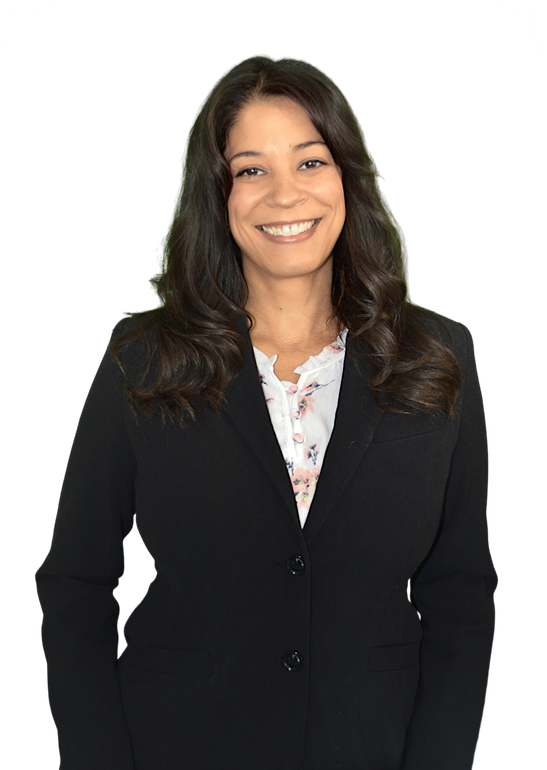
[288,385,298,395]
[291,410,301,419]
[293,433,305,444]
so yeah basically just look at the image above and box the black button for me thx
[286,555,305,575]
[283,651,303,671]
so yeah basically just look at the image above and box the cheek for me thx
[226,193,238,230]
[227,196,257,257]
[332,179,346,213]
[312,176,345,215]
[227,190,253,234]
[333,184,346,229]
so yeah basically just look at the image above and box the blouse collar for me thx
[253,328,348,375]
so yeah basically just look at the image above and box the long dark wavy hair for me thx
[112,56,461,424]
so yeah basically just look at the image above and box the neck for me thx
[246,307,342,349]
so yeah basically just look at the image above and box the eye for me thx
[236,158,327,179]
[235,167,264,178]
[300,159,326,170]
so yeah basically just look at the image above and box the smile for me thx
[257,219,320,237]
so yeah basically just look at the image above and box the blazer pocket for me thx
[367,642,420,671]
[121,645,213,675]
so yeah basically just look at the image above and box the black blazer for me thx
[36,312,497,770]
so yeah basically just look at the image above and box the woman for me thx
[36,56,497,770]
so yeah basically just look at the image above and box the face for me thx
[225,98,346,284]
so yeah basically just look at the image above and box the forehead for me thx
[226,97,323,152]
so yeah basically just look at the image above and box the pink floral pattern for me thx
[253,329,348,527]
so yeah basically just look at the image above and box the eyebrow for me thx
[228,140,327,164]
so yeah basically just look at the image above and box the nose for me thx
[264,170,306,209]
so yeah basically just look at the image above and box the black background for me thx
[18,8,535,770]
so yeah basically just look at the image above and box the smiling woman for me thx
[36,56,496,770]
[105,54,462,427]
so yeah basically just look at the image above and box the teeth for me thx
[261,219,316,236]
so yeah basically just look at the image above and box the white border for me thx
[0,0,547,56]
[0,0,547,770]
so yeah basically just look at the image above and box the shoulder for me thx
[112,315,148,339]
[409,305,473,370]
[107,309,160,381]
[110,309,159,340]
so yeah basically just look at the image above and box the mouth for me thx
[256,218,321,237]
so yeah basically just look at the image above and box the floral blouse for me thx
[253,329,348,528]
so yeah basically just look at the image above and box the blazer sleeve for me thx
[400,324,497,770]
[36,319,136,770]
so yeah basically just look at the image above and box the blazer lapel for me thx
[224,316,385,541]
